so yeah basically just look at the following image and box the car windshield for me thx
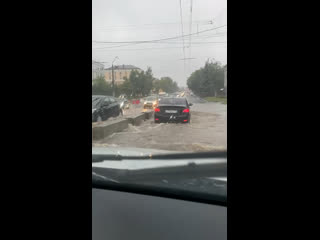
[92,0,227,200]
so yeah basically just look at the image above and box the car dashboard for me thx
[92,188,227,240]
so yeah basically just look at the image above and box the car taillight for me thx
[182,108,189,113]
[154,108,160,112]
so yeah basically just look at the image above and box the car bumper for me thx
[154,113,189,123]
[144,104,155,109]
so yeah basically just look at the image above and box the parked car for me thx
[154,97,192,123]
[92,95,122,122]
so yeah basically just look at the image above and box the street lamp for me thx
[111,56,119,97]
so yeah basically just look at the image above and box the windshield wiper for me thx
[93,159,226,181]
[92,151,227,162]
[92,151,227,206]
[92,160,227,207]
[92,172,119,183]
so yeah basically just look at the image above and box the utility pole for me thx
[111,56,119,97]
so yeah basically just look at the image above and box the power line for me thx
[92,42,227,50]
[179,0,186,70]
[91,32,226,48]
[92,25,227,48]
[188,0,193,77]
[92,25,226,44]
[95,19,214,31]
[94,43,225,53]
[189,0,193,54]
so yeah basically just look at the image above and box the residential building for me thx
[92,60,104,81]
[104,64,142,85]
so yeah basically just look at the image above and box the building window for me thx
[119,72,122,79]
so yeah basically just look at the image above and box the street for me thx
[92,96,227,152]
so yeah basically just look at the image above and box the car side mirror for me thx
[189,103,193,106]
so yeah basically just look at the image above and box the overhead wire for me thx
[92,42,227,51]
[95,19,213,31]
[179,0,186,77]
[92,25,226,44]
[91,31,226,49]
[188,0,193,78]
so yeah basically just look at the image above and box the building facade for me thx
[104,64,142,85]
[92,61,104,81]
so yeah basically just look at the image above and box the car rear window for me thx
[159,98,186,105]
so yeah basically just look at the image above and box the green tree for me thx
[187,60,224,97]
[158,77,179,93]
[152,78,161,93]
[121,67,154,97]
[118,76,133,97]
[142,67,154,96]
[92,76,113,95]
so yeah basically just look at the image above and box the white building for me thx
[92,61,104,81]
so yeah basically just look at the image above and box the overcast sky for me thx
[92,0,227,87]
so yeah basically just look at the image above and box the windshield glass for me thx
[92,0,227,200]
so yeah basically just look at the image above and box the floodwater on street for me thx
[93,100,227,152]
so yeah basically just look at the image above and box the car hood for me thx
[92,147,227,181]
[92,146,181,157]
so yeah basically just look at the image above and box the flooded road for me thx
[93,100,227,152]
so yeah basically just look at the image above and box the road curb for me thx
[92,119,129,140]
[125,113,145,126]
[92,111,154,140]
[143,110,154,119]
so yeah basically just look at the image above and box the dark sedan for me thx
[154,97,192,123]
[92,95,123,122]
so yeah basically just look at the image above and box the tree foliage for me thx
[153,77,179,94]
[92,76,112,95]
[120,67,154,97]
[92,67,179,98]
[187,60,225,97]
